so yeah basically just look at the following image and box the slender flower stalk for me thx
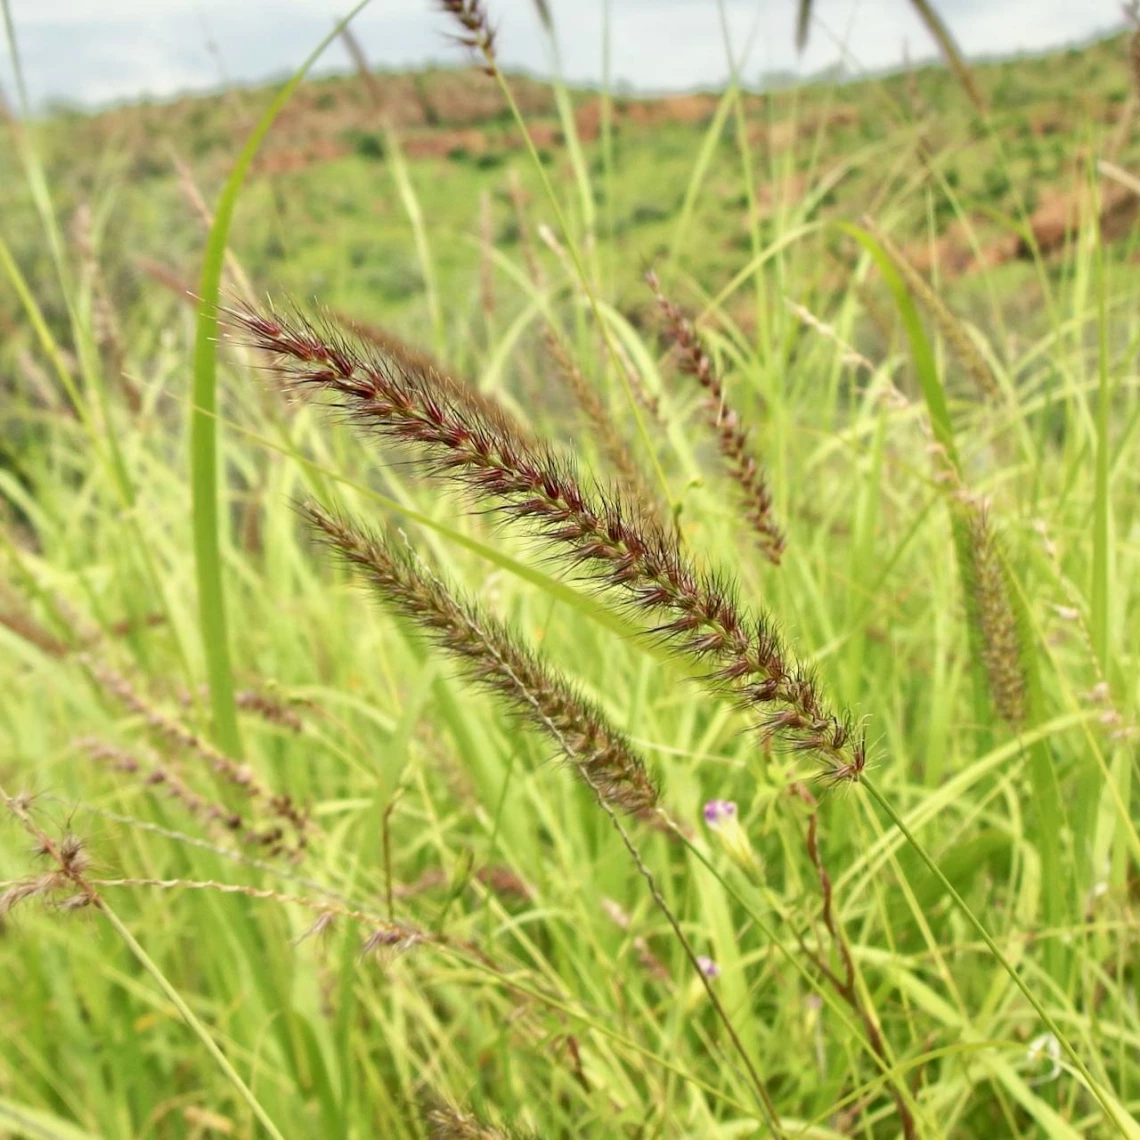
[646,270,786,566]
[232,303,864,782]
[303,502,658,815]
[789,783,918,1139]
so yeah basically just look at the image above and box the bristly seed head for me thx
[304,503,660,816]
[57,834,90,875]
[963,502,1028,727]
[233,301,865,783]
[646,269,786,566]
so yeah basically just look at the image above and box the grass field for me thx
[1,3,1139,1138]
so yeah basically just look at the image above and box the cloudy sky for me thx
[0,0,1127,111]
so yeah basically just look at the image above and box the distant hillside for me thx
[3,25,1137,348]
[42,30,1134,182]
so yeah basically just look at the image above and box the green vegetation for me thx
[1,6,1138,1138]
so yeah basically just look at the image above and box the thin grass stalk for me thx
[860,776,1129,1135]
[15,792,757,1117]
[80,654,308,847]
[906,0,986,114]
[0,786,288,1140]
[434,0,675,514]
[0,578,304,850]
[189,0,374,760]
[340,24,384,109]
[790,784,917,1139]
[48,799,348,907]
[659,812,927,1118]
[796,0,984,113]
[172,153,256,306]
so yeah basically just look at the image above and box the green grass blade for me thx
[861,777,1133,1137]
[1091,205,1110,669]
[96,901,286,1140]
[190,0,374,755]
[841,220,1073,979]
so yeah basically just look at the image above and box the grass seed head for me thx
[646,270,786,566]
[304,502,660,816]
[964,503,1029,727]
[236,302,863,781]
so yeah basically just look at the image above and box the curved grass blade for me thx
[190,0,374,755]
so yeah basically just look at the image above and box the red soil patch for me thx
[1019,183,1138,256]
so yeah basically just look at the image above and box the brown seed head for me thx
[304,503,660,815]
[646,270,785,565]
[235,302,863,778]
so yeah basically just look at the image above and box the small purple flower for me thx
[696,955,720,979]
[703,799,737,829]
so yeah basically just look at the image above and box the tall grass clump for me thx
[1,0,1138,1137]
